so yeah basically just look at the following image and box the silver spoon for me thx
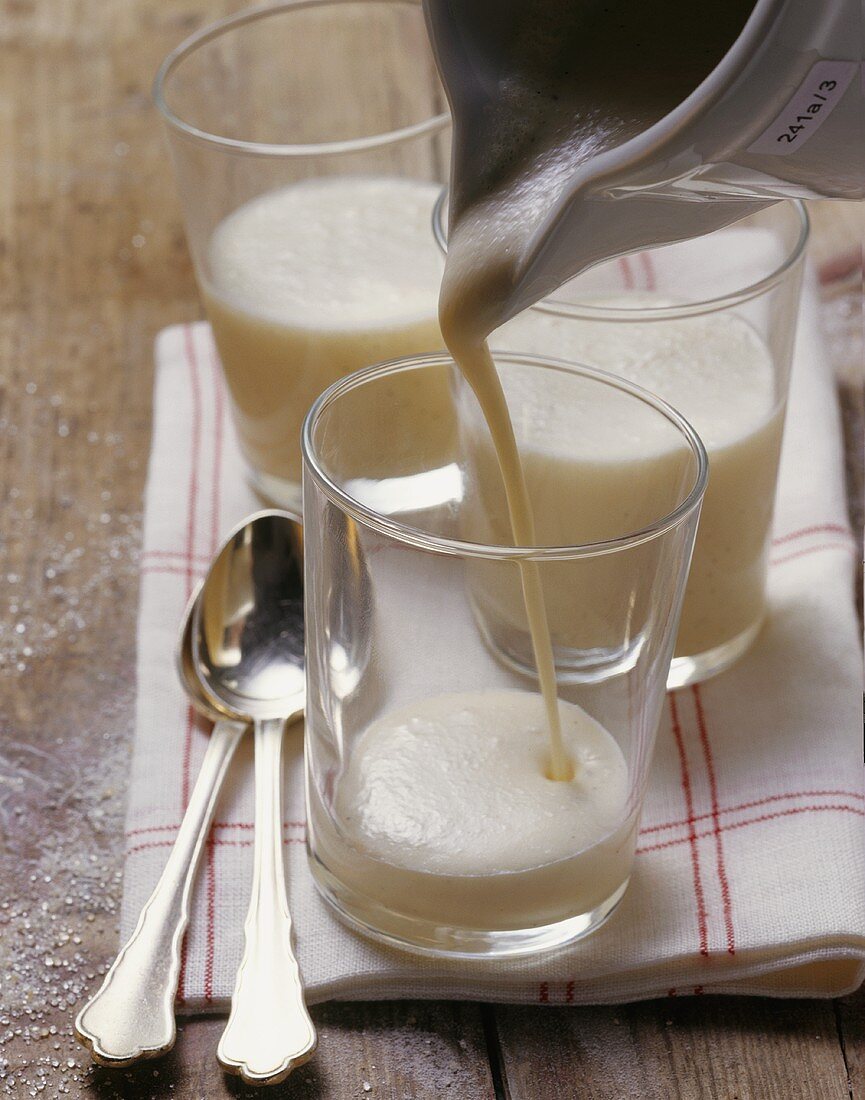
[74,582,247,1067]
[192,509,315,1086]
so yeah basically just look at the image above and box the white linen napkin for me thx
[122,250,864,1009]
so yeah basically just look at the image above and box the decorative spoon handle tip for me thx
[217,716,316,1085]
[74,719,246,1066]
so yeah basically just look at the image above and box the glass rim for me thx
[302,352,709,562]
[153,0,451,158]
[431,190,810,321]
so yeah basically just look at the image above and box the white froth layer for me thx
[498,296,776,451]
[207,176,443,329]
[335,690,629,876]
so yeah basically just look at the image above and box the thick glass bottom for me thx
[473,604,643,685]
[667,616,763,690]
[307,849,630,960]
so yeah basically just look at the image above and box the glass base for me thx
[308,850,630,960]
[667,616,763,690]
[245,465,302,516]
[473,605,643,686]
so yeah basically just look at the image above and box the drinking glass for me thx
[434,199,808,687]
[302,353,707,958]
[155,0,451,511]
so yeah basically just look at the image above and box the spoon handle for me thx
[217,716,316,1085]
[75,718,246,1066]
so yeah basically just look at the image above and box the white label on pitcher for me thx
[748,60,859,157]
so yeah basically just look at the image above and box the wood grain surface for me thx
[0,2,861,1098]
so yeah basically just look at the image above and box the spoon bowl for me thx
[194,509,305,723]
[175,581,235,722]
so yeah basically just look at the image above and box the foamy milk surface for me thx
[204,176,447,484]
[208,177,443,328]
[500,299,776,450]
[336,690,629,875]
[486,301,782,657]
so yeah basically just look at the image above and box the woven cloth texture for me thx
[122,238,864,1009]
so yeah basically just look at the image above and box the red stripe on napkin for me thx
[771,542,858,568]
[204,838,216,1004]
[669,692,710,958]
[640,788,865,836]
[639,251,656,292]
[772,523,852,547]
[177,324,204,1005]
[180,323,204,815]
[636,803,864,855]
[202,341,226,1007]
[693,685,736,956]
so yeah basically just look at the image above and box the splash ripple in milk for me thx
[315,690,636,931]
[205,176,449,486]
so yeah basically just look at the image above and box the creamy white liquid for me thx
[494,300,783,657]
[440,334,573,778]
[501,299,775,449]
[314,690,635,930]
[205,176,450,485]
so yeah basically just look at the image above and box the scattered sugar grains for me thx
[0,414,143,1094]
[0,735,132,1097]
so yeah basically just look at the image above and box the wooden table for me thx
[0,3,861,1096]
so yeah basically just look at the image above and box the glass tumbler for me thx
[434,199,808,687]
[154,0,451,511]
[302,353,707,958]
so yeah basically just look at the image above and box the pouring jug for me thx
[423,0,863,322]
